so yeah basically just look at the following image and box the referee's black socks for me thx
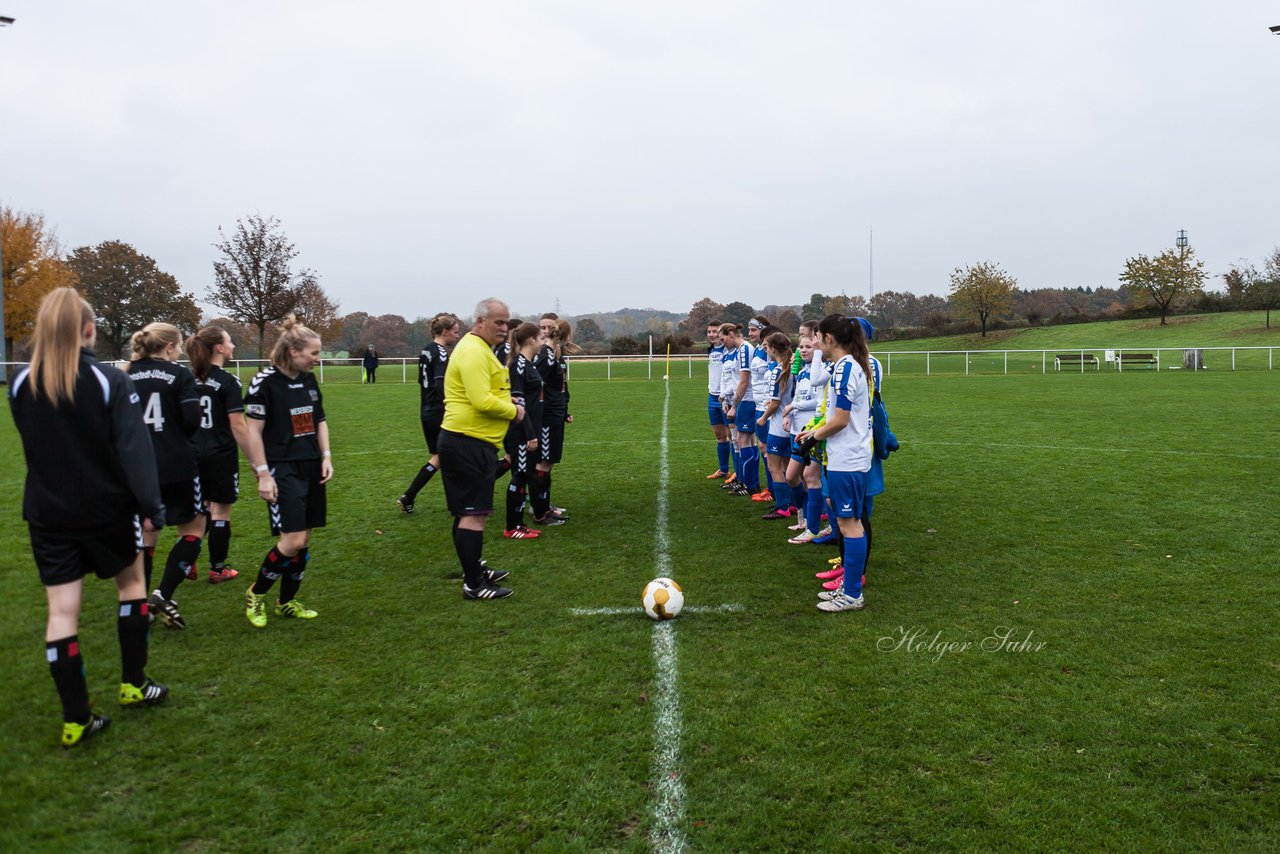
[46,636,91,724]
[453,526,485,588]
[158,535,202,599]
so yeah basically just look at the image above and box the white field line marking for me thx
[650,379,688,854]
[569,604,743,617]
[339,438,706,457]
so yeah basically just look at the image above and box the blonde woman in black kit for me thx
[240,316,333,628]
[8,288,169,748]
[128,322,204,630]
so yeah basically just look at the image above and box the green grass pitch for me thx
[1,362,1277,850]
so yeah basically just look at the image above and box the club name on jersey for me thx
[129,369,177,383]
[290,406,313,416]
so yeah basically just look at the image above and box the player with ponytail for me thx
[186,325,252,584]
[240,316,333,627]
[797,314,874,613]
[9,288,169,747]
[128,322,204,628]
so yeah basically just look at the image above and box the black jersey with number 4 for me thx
[194,365,244,461]
[418,342,449,414]
[243,367,326,462]
[127,357,201,484]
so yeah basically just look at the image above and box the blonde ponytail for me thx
[130,322,181,361]
[269,315,320,372]
[28,288,94,405]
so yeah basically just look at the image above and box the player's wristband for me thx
[254,464,269,474]
[322,451,331,458]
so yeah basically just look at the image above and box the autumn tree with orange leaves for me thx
[2,206,79,361]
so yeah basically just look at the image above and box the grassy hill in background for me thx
[873,311,1280,352]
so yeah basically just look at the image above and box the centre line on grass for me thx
[650,379,689,854]
[570,604,743,617]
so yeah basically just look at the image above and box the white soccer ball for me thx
[663,374,669,381]
[643,577,684,620]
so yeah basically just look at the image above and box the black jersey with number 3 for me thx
[243,367,326,462]
[418,342,449,414]
[194,365,244,461]
[127,357,201,484]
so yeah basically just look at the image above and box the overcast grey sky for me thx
[2,2,1277,320]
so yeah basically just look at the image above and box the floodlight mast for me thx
[0,14,12,384]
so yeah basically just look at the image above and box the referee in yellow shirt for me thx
[439,298,525,599]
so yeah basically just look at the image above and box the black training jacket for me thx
[8,349,164,534]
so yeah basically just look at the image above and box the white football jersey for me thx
[823,354,872,472]
[766,361,793,437]
[707,344,725,393]
[749,345,772,402]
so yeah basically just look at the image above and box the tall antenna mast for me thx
[869,225,875,300]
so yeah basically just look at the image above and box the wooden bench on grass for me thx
[1115,352,1158,370]
[1054,353,1099,371]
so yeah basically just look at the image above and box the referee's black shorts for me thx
[438,429,499,516]
[30,518,144,587]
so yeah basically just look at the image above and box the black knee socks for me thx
[506,482,527,530]
[158,535,202,599]
[47,635,90,724]
[117,599,149,686]
[404,463,437,502]
[453,526,484,588]
[251,546,291,595]
[279,549,308,604]
[208,520,231,569]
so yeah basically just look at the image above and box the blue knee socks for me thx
[842,535,866,599]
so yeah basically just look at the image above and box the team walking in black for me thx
[11,287,585,747]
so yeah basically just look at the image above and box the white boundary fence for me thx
[3,345,1275,384]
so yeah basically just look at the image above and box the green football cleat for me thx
[119,677,168,707]
[61,713,110,749]
[275,599,317,619]
[245,587,268,628]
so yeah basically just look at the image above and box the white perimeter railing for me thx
[1,346,1275,384]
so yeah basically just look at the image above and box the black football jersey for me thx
[243,367,326,462]
[127,357,200,483]
[418,342,449,412]
[9,349,164,534]
[534,344,568,414]
[509,352,544,442]
[194,365,244,460]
